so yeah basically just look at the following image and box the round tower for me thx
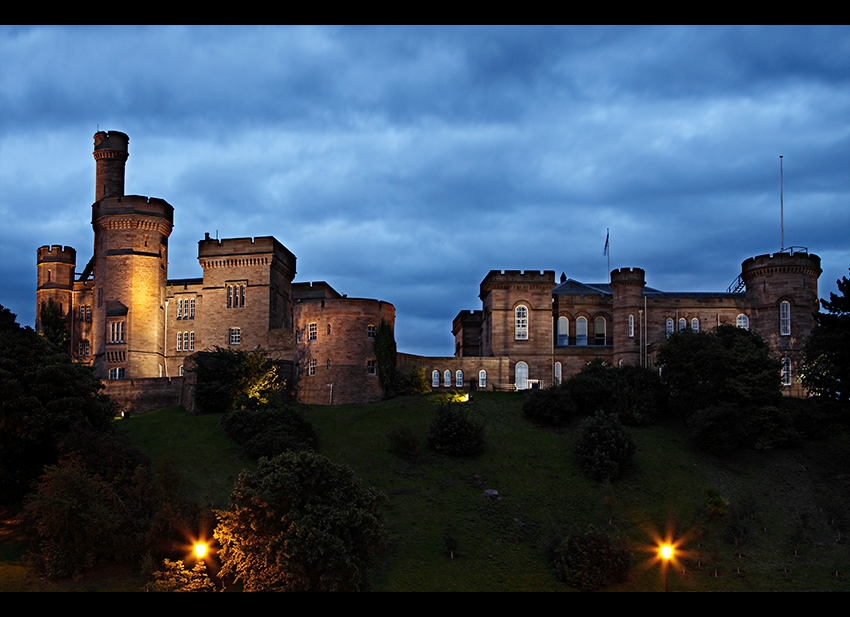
[294,298,395,405]
[36,244,76,347]
[609,267,646,367]
[741,251,821,394]
[91,132,174,379]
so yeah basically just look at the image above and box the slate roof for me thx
[553,277,743,299]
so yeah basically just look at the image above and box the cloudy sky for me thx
[1,25,847,356]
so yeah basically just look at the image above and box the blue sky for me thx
[1,25,848,356]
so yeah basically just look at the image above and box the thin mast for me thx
[780,156,784,251]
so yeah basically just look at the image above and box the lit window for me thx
[308,358,316,376]
[309,323,317,341]
[781,357,792,386]
[367,325,377,339]
[478,370,487,388]
[576,317,588,346]
[736,314,749,330]
[628,314,634,338]
[432,370,440,387]
[367,360,376,375]
[109,321,125,343]
[177,298,183,319]
[444,370,451,387]
[780,301,791,336]
[557,316,569,346]
[229,328,241,345]
[515,306,528,340]
[456,370,463,388]
[666,318,674,338]
[515,361,529,390]
[691,318,699,332]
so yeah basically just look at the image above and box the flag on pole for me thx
[603,230,609,256]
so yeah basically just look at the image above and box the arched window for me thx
[691,318,699,332]
[456,370,464,388]
[780,301,791,336]
[781,357,792,386]
[666,318,674,338]
[432,370,440,387]
[736,314,749,330]
[628,314,634,338]
[576,317,588,346]
[554,362,562,384]
[515,305,529,340]
[557,316,569,346]
[478,370,487,389]
[444,370,451,387]
[515,361,529,390]
[678,318,687,332]
[595,317,606,345]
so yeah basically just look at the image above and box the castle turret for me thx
[609,267,646,367]
[36,245,76,350]
[93,130,129,202]
[741,250,821,395]
[91,132,174,379]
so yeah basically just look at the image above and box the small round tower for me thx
[36,244,76,347]
[93,130,129,201]
[609,267,646,367]
[294,298,395,405]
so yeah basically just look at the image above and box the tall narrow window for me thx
[666,318,674,338]
[189,298,195,319]
[628,314,634,338]
[554,362,562,384]
[515,306,528,340]
[736,314,749,330]
[308,323,317,341]
[367,325,377,339]
[308,358,316,376]
[595,317,606,345]
[678,318,687,332]
[109,321,125,343]
[176,332,182,352]
[515,361,529,390]
[432,370,440,387]
[227,286,232,308]
[456,370,463,388]
[327,324,332,335]
[576,317,588,346]
[240,285,245,308]
[177,299,183,319]
[479,370,487,389]
[444,370,451,387]
[367,360,376,375]
[780,301,791,336]
[557,316,569,346]
[691,318,699,332]
[781,357,792,386]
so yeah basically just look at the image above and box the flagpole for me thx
[780,156,784,252]
[604,229,610,283]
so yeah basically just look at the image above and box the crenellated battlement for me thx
[37,245,76,264]
[93,195,174,225]
[741,251,822,281]
[610,267,646,284]
[481,270,555,288]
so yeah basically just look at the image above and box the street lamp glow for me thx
[195,543,207,558]
[661,545,672,559]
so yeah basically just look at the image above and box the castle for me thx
[36,131,822,410]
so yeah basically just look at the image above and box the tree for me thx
[553,525,631,591]
[573,411,636,482]
[428,403,485,456]
[802,271,849,405]
[656,324,781,414]
[38,298,70,352]
[191,347,286,414]
[374,319,397,398]
[214,451,387,591]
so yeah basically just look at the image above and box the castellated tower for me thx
[741,251,821,395]
[609,267,646,367]
[35,245,76,343]
[91,131,174,379]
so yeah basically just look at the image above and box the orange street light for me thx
[660,545,673,591]
[195,543,207,559]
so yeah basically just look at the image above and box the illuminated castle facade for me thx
[36,131,821,409]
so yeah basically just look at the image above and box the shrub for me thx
[221,406,318,459]
[428,403,485,456]
[395,367,431,395]
[574,411,636,481]
[191,347,286,414]
[553,526,630,591]
[144,559,218,592]
[522,385,576,425]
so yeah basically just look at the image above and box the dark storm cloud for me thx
[1,25,847,355]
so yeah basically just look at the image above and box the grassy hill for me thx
[3,391,848,591]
